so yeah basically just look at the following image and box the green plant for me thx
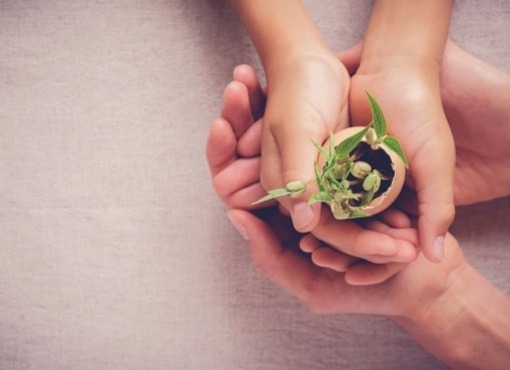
[253,92,409,220]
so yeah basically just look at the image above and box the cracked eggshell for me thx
[319,126,406,217]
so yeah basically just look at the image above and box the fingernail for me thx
[433,235,445,261]
[227,213,249,240]
[292,202,314,231]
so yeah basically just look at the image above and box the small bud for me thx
[286,180,306,197]
[330,202,350,220]
[286,180,306,192]
[332,164,347,179]
[365,127,377,146]
[373,169,390,181]
[363,172,381,192]
[351,161,372,179]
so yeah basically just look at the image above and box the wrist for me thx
[264,47,339,85]
[394,253,510,369]
[396,259,468,326]
[360,0,452,75]
[357,53,441,82]
[393,260,473,365]
[230,0,330,73]
[395,243,468,326]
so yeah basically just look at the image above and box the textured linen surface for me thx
[1,1,509,369]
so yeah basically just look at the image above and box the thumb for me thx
[414,132,456,263]
[226,209,323,302]
[261,119,326,233]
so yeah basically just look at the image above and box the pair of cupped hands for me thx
[206,41,510,318]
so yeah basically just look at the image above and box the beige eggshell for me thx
[319,126,406,217]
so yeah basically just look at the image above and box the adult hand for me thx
[440,42,510,205]
[228,207,510,369]
[227,207,463,316]
[206,66,266,210]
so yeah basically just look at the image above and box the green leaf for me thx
[335,126,370,159]
[360,184,376,206]
[313,163,324,191]
[383,135,409,169]
[321,155,339,181]
[328,131,335,157]
[365,91,387,138]
[308,191,331,205]
[325,172,342,190]
[252,188,294,205]
[310,138,329,160]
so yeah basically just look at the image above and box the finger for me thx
[213,157,260,203]
[228,182,276,210]
[226,209,329,305]
[376,208,412,228]
[238,118,262,157]
[220,80,254,138]
[345,261,405,286]
[299,233,321,253]
[363,219,419,263]
[233,64,266,120]
[206,118,237,177]
[364,219,419,246]
[262,121,325,233]
[258,130,293,212]
[413,133,456,263]
[311,247,357,273]
[312,211,399,260]
[335,42,363,76]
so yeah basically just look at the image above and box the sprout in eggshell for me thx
[253,92,409,220]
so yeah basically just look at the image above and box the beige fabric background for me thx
[1,1,509,369]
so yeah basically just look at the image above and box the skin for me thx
[439,43,510,205]
[208,69,419,270]
[219,41,510,212]
[228,0,350,233]
[228,0,456,264]
[337,40,510,206]
[210,40,510,282]
[225,209,510,369]
[350,0,456,263]
[313,40,510,278]
[205,43,510,368]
